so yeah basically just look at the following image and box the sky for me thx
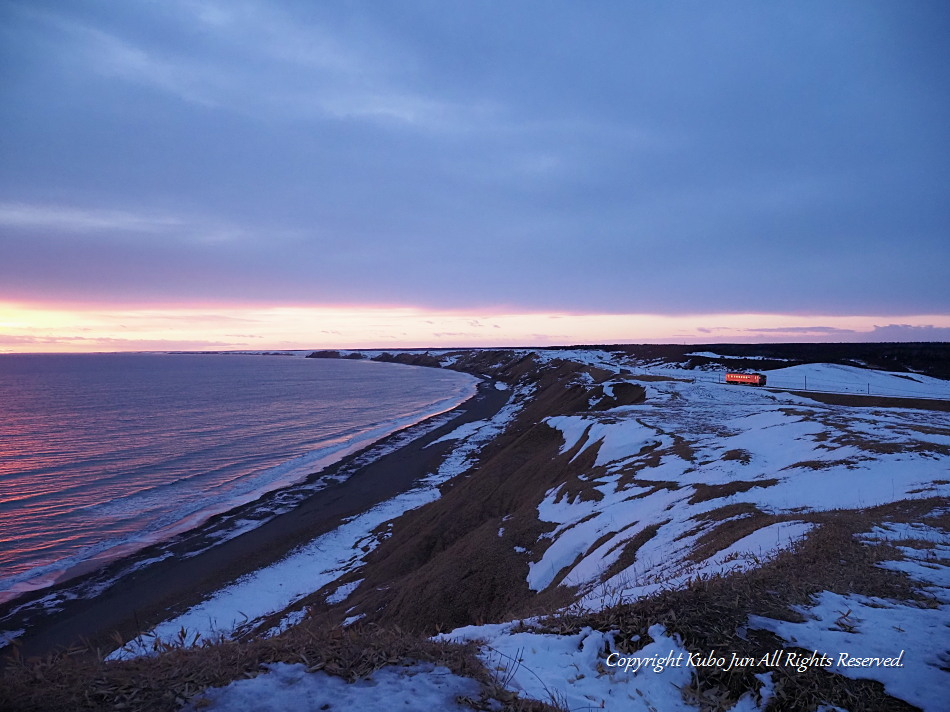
[1,0,948,351]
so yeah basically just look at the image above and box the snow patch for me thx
[445,622,695,711]
[749,591,948,712]
[184,662,481,712]
[326,579,362,605]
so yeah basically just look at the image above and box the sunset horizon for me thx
[2,300,949,354]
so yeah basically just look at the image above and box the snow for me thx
[544,415,592,456]
[326,579,362,605]
[579,519,815,610]
[516,352,949,710]
[448,506,942,712]
[705,521,813,567]
[527,485,678,593]
[109,485,446,658]
[860,520,950,601]
[516,356,950,611]
[747,518,950,712]
[428,420,484,446]
[262,608,307,638]
[183,662,482,712]
[526,348,624,373]
[0,628,23,648]
[762,362,950,399]
[749,590,947,712]
[506,353,949,616]
[686,352,794,362]
[444,622,697,711]
[860,519,948,545]
[434,381,533,479]
[545,415,659,468]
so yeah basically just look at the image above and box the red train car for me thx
[725,372,767,386]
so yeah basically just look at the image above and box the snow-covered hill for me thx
[6,347,948,712]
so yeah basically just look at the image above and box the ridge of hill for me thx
[3,346,948,712]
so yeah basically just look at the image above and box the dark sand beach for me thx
[2,379,509,662]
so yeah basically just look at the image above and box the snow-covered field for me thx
[529,373,948,608]
[760,362,950,398]
[443,349,950,710]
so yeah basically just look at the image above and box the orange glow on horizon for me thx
[0,301,947,353]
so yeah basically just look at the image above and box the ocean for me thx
[0,353,477,604]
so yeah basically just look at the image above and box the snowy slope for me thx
[444,350,950,711]
[117,348,950,711]
[761,362,950,398]
[518,367,948,611]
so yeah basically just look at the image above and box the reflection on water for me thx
[0,353,474,601]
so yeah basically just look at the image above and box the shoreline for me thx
[1,377,509,662]
[0,354,479,608]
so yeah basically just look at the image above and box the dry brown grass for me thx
[782,458,863,471]
[695,502,763,522]
[777,390,950,412]
[589,382,646,411]
[905,424,950,438]
[720,449,752,464]
[670,436,697,462]
[613,441,694,492]
[907,480,949,494]
[829,431,950,457]
[7,350,943,711]
[623,374,692,383]
[688,479,780,505]
[0,622,495,712]
[0,618,571,712]
[686,512,784,564]
[601,521,669,582]
[321,359,617,635]
[614,479,682,502]
[778,408,817,418]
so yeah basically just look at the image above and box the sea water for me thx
[0,353,476,603]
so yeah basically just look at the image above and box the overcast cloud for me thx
[1,0,947,316]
